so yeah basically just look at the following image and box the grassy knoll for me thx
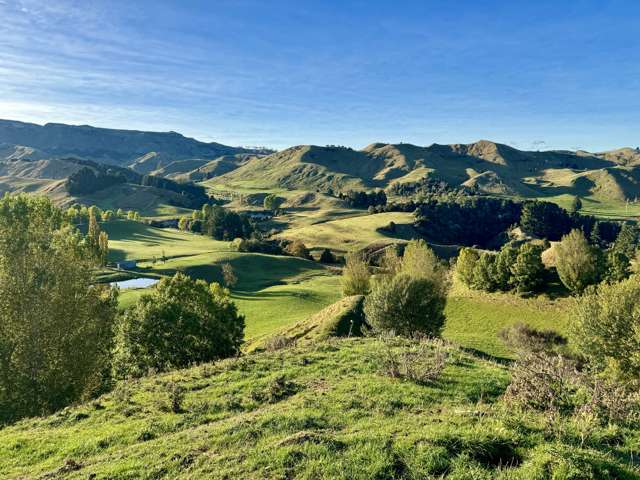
[277,211,419,253]
[2,337,638,479]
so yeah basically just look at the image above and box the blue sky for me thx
[0,0,638,151]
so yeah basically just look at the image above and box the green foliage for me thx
[492,243,518,290]
[556,229,603,293]
[455,247,479,287]
[365,241,448,337]
[520,200,572,240]
[263,194,283,212]
[510,243,545,293]
[471,252,497,291]
[604,250,631,284]
[571,276,640,380]
[342,251,371,296]
[612,222,638,259]
[114,273,244,378]
[365,273,446,337]
[0,194,118,423]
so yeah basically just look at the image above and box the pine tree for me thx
[510,243,545,293]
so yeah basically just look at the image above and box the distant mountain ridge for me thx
[0,119,272,169]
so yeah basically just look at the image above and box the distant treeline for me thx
[387,178,475,199]
[338,190,387,208]
[413,197,621,248]
[65,158,208,209]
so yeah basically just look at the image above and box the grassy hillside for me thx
[2,336,638,479]
[277,211,418,253]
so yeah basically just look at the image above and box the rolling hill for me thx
[210,140,640,204]
[0,119,271,169]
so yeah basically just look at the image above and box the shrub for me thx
[365,273,446,337]
[500,323,567,353]
[319,248,336,263]
[555,229,603,293]
[571,276,640,380]
[286,240,311,259]
[114,273,244,378]
[504,350,579,413]
[342,251,371,296]
[378,335,448,384]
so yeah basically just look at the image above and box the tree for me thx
[510,243,545,293]
[86,210,103,264]
[455,248,479,287]
[520,201,572,240]
[263,194,282,212]
[286,240,311,259]
[98,231,109,266]
[113,273,244,378]
[178,217,189,231]
[492,244,518,291]
[319,248,336,263]
[555,229,603,293]
[612,222,638,259]
[604,250,631,284]
[571,276,640,380]
[471,252,498,291]
[0,195,118,423]
[364,273,446,337]
[342,251,371,296]
[221,263,237,287]
[590,221,604,248]
[570,196,582,213]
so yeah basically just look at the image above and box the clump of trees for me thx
[414,197,522,248]
[113,273,245,378]
[0,195,118,424]
[339,190,387,209]
[364,240,449,337]
[285,240,312,259]
[456,242,545,294]
[179,204,254,240]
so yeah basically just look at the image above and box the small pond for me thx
[112,278,159,290]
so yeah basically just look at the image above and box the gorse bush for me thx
[113,273,244,378]
[0,195,118,424]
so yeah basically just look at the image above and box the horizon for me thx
[2,117,638,154]
[1,1,639,151]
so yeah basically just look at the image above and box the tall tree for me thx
[556,229,603,293]
[0,195,118,423]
